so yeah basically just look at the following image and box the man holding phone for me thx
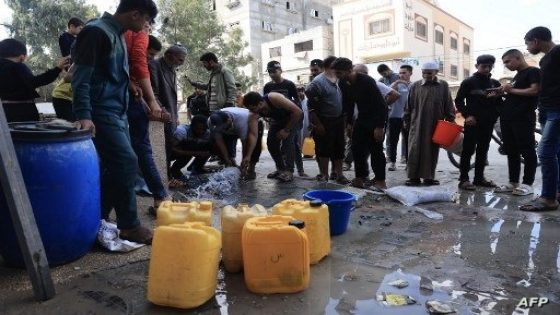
[455,54,503,190]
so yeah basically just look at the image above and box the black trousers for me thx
[352,123,386,180]
[53,97,76,121]
[387,117,404,163]
[501,119,537,185]
[460,119,496,182]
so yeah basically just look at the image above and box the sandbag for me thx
[385,186,456,206]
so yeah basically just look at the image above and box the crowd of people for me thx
[0,0,559,245]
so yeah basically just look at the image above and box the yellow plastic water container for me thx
[221,203,268,273]
[156,201,213,226]
[242,215,310,294]
[272,199,330,264]
[302,137,315,157]
[147,222,221,309]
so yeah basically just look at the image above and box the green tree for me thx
[157,0,254,99]
[3,0,97,100]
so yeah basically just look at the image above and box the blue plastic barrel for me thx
[303,190,356,236]
[0,123,100,267]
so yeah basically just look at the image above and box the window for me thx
[261,21,274,32]
[269,46,282,58]
[464,69,470,78]
[415,15,427,41]
[463,39,470,54]
[286,1,297,12]
[310,9,319,18]
[450,32,458,50]
[434,25,444,45]
[450,65,458,77]
[369,19,391,35]
[439,61,444,73]
[294,40,313,53]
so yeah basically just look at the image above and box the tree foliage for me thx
[157,0,255,97]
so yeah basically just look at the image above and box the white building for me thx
[333,0,474,84]
[212,0,336,86]
[261,25,333,85]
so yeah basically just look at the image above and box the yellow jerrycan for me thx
[147,222,221,309]
[242,215,310,294]
[221,203,268,273]
[272,199,330,264]
[302,137,315,157]
[156,201,213,226]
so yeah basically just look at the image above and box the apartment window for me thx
[269,46,282,58]
[286,1,298,11]
[210,0,216,11]
[450,32,458,50]
[464,69,470,78]
[310,9,319,18]
[434,25,444,45]
[369,19,391,35]
[463,39,471,54]
[439,61,444,73]
[261,21,274,32]
[294,40,313,53]
[415,15,427,41]
[450,65,458,77]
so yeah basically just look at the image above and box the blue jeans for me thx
[127,99,167,200]
[93,115,139,229]
[538,108,560,199]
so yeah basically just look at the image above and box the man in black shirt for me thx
[59,17,84,58]
[455,54,503,190]
[332,58,388,190]
[521,26,560,212]
[263,61,307,177]
[496,49,540,196]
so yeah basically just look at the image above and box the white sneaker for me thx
[512,184,533,196]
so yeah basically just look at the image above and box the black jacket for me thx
[0,59,61,101]
[455,72,502,121]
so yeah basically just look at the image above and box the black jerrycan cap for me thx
[289,220,305,229]
[310,199,323,207]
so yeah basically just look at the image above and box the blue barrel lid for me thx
[9,122,92,142]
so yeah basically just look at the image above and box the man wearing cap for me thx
[455,55,503,190]
[207,107,260,178]
[263,60,307,177]
[403,61,455,186]
[309,59,324,81]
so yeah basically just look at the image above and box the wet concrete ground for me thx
[1,142,559,315]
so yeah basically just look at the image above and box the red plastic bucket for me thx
[432,120,462,147]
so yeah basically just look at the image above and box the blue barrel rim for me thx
[9,121,92,142]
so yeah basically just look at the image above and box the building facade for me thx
[212,0,336,86]
[333,0,474,84]
[261,25,334,85]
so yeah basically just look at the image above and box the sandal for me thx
[120,225,153,245]
[458,180,476,191]
[168,178,186,189]
[351,177,367,189]
[423,179,440,186]
[316,174,328,182]
[277,172,294,182]
[495,183,516,193]
[512,184,534,196]
[519,200,559,212]
[267,171,280,179]
[336,176,350,185]
[473,179,497,188]
[405,178,421,186]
